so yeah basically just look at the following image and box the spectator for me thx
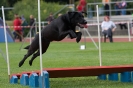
[101,16,117,43]
[21,15,28,36]
[121,0,127,15]
[79,0,87,12]
[104,3,110,16]
[21,15,25,22]
[76,4,83,12]
[76,0,87,12]
[46,13,54,24]
[29,15,35,37]
[114,1,121,15]
[13,14,23,42]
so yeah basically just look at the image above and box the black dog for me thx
[19,11,87,67]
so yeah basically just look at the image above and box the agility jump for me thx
[10,65,133,88]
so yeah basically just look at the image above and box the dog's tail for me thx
[24,45,30,50]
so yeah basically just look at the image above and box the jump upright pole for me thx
[127,21,131,42]
[96,5,102,66]
[2,6,11,82]
[38,0,44,87]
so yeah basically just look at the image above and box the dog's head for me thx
[68,11,87,28]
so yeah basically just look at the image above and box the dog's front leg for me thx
[58,30,77,40]
[68,30,82,43]
[68,30,77,39]
[76,32,82,43]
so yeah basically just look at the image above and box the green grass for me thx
[0,42,133,88]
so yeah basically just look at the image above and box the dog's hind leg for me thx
[29,41,50,66]
[29,50,40,66]
[19,50,34,67]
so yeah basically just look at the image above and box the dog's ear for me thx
[68,11,77,19]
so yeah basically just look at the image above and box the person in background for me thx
[29,15,35,37]
[21,15,28,37]
[101,16,117,43]
[76,3,83,12]
[121,0,127,15]
[104,3,110,16]
[79,0,87,12]
[46,13,54,24]
[13,14,22,42]
[117,0,127,30]
[76,0,87,12]
[21,15,25,22]
[114,1,121,15]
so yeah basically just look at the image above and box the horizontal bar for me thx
[11,65,133,78]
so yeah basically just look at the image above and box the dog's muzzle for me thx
[78,20,88,28]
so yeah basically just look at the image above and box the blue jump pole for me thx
[10,75,18,84]
[108,73,118,81]
[98,74,107,80]
[29,73,39,88]
[120,72,131,82]
[20,74,29,86]
[39,71,49,88]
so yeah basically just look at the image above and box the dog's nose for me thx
[84,20,87,24]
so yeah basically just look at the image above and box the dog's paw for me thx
[76,37,81,43]
[19,61,24,67]
[29,60,32,66]
[76,32,82,43]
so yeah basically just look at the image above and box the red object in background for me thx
[79,0,87,6]
[76,0,87,12]
[13,18,22,31]
[77,5,83,12]
[79,0,87,12]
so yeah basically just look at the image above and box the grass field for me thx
[0,41,133,88]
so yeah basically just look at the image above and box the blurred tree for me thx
[7,0,22,7]
[13,0,65,21]
[0,0,9,19]
[0,0,9,7]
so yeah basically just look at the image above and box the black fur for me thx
[19,11,87,67]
